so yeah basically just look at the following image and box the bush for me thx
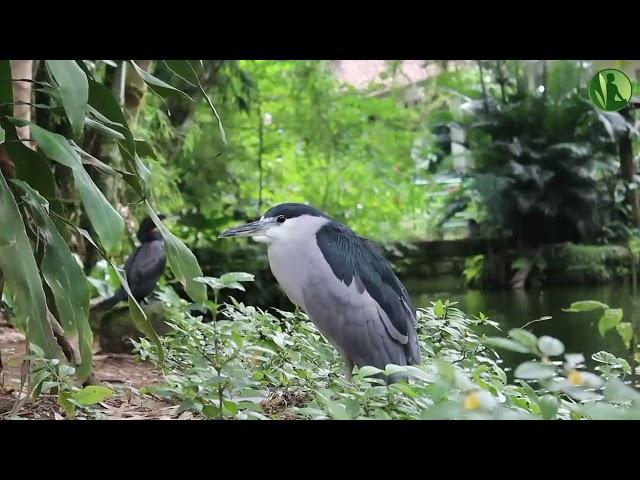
[133,276,640,420]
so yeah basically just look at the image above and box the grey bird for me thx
[219,203,421,383]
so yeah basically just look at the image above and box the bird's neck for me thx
[140,232,163,242]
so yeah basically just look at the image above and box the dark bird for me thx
[93,215,167,312]
[219,203,421,383]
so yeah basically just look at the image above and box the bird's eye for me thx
[276,215,286,223]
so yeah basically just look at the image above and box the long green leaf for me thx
[46,60,89,137]
[129,61,191,100]
[87,79,147,196]
[29,124,124,255]
[163,60,199,86]
[0,174,63,360]
[146,204,207,303]
[14,180,93,381]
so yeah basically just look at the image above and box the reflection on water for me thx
[406,276,638,371]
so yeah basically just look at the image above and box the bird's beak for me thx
[218,219,272,239]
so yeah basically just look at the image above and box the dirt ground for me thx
[0,322,195,420]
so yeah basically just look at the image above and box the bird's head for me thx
[218,203,330,245]
[137,214,166,242]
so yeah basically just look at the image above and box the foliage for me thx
[430,61,638,246]
[135,277,640,420]
[3,343,113,419]
[543,242,631,284]
[140,60,448,243]
[0,60,223,386]
[565,300,634,352]
[463,254,485,286]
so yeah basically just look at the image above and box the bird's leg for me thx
[344,358,355,383]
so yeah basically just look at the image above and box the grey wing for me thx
[301,267,412,371]
[124,240,167,300]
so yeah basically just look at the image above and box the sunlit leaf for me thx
[598,308,623,337]
[71,385,113,405]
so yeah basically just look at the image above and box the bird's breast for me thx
[267,240,315,310]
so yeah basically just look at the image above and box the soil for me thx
[0,321,181,420]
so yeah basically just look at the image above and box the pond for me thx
[405,276,639,373]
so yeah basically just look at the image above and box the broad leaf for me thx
[0,174,63,359]
[514,361,556,380]
[598,308,623,337]
[71,385,113,405]
[29,124,124,255]
[615,322,633,348]
[129,61,191,100]
[46,60,88,137]
[14,181,93,381]
[563,300,608,312]
[481,337,529,353]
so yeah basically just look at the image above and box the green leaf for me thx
[508,328,539,353]
[70,385,113,405]
[146,204,207,303]
[434,300,445,317]
[615,322,633,348]
[58,390,76,417]
[163,60,199,86]
[563,300,608,312]
[134,140,157,160]
[592,351,620,365]
[84,117,125,140]
[46,60,88,137]
[0,174,63,359]
[603,379,640,403]
[223,400,239,415]
[538,394,558,420]
[220,272,255,284]
[14,180,93,381]
[598,308,623,337]
[537,336,565,357]
[514,361,557,380]
[87,79,147,197]
[129,61,191,100]
[481,337,529,353]
[357,366,384,378]
[29,124,124,255]
[0,125,4,143]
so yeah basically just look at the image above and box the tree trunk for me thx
[0,60,34,178]
[11,60,34,148]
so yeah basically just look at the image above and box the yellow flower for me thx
[567,370,582,385]
[464,391,481,410]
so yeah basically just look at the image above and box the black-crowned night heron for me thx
[93,215,167,311]
[219,203,421,383]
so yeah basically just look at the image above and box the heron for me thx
[219,203,421,383]
[93,215,167,311]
